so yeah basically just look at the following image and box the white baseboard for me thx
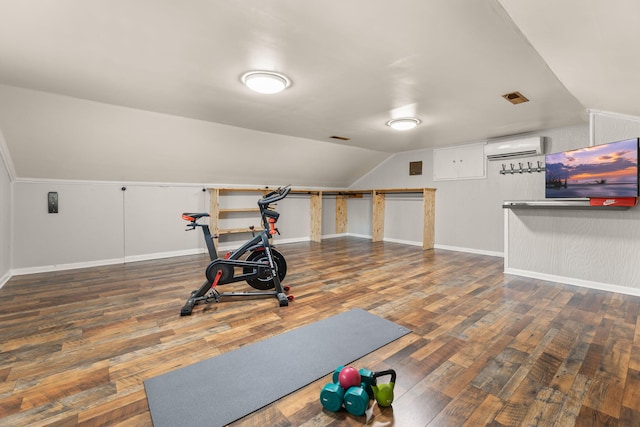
[124,248,205,263]
[0,270,11,290]
[321,233,348,239]
[383,237,422,247]
[346,233,373,240]
[11,248,206,276]
[504,267,640,297]
[11,257,126,276]
[272,236,311,245]
[434,244,503,258]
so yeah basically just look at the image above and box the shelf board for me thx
[219,208,260,214]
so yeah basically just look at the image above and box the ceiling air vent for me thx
[330,135,351,141]
[502,91,529,105]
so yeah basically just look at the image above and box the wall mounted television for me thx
[545,138,639,199]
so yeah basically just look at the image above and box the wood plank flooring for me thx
[1,237,640,426]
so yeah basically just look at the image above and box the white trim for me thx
[383,237,422,247]
[124,248,204,263]
[270,236,311,246]
[0,129,16,182]
[14,177,209,188]
[321,233,348,239]
[13,177,342,192]
[11,257,126,276]
[346,233,373,240]
[11,248,207,276]
[587,108,640,123]
[503,209,510,269]
[434,243,503,258]
[504,267,640,297]
[0,271,10,290]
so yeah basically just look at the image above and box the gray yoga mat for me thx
[144,308,411,427]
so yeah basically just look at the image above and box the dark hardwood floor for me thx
[1,237,639,426]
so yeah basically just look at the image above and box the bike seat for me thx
[182,212,210,221]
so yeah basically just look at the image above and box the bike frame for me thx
[180,186,292,315]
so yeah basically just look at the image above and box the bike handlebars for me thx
[258,185,291,206]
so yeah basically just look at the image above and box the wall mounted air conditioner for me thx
[484,136,544,160]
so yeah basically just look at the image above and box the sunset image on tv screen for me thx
[545,138,639,198]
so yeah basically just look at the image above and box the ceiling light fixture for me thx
[241,71,291,94]
[386,117,421,131]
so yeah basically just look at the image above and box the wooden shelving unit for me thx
[372,188,436,249]
[209,187,322,246]
[209,188,266,240]
[208,187,436,249]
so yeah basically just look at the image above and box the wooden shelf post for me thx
[310,191,322,242]
[372,191,385,242]
[209,188,220,249]
[335,195,347,234]
[423,188,435,250]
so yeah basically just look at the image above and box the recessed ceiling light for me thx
[386,117,421,131]
[241,71,291,94]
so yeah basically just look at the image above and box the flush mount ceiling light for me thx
[241,71,291,94]
[386,117,421,131]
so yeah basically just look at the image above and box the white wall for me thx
[123,185,206,261]
[352,124,590,255]
[11,181,208,273]
[0,131,11,286]
[347,196,373,238]
[505,112,640,294]
[12,181,125,271]
[321,197,339,238]
[9,180,321,273]
[383,194,425,245]
[272,194,312,244]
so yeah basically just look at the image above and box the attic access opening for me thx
[502,91,529,105]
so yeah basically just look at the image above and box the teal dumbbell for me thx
[321,366,348,412]
[321,366,373,415]
[320,382,345,412]
[332,365,344,383]
[344,383,370,416]
[358,368,374,398]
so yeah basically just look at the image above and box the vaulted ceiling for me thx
[0,1,638,185]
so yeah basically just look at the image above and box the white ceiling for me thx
[0,0,638,184]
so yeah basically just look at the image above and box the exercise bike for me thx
[180,186,294,316]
